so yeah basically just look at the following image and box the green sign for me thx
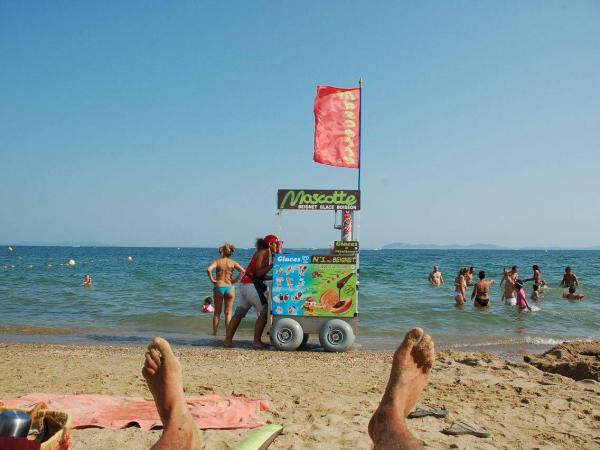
[333,241,359,255]
[277,189,360,211]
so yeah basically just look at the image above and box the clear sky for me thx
[1,1,599,248]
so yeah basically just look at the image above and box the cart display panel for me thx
[271,254,357,318]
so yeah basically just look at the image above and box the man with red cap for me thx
[224,234,280,348]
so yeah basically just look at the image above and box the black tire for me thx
[270,318,304,351]
[299,333,310,349]
[319,319,355,352]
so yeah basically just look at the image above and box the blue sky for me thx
[1,1,599,248]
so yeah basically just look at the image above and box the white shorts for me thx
[233,283,267,319]
[453,291,462,300]
[505,297,517,306]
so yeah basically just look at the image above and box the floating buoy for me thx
[177,247,181,250]
[67,259,76,267]
[7,246,13,252]
[127,256,133,262]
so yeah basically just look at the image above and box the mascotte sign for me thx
[277,189,361,211]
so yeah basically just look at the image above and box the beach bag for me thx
[0,403,71,450]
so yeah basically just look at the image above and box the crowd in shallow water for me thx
[427,264,584,308]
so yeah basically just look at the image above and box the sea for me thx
[1,246,599,359]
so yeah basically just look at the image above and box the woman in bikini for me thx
[471,270,495,307]
[453,268,467,306]
[206,243,245,336]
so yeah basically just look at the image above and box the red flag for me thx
[313,85,360,168]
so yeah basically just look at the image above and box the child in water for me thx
[202,296,214,313]
[515,280,532,311]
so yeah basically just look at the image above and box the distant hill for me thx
[383,243,506,250]
[382,243,600,250]
[13,241,109,247]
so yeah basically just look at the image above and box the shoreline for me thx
[1,340,599,449]
[0,328,587,361]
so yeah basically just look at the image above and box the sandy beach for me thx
[1,340,599,449]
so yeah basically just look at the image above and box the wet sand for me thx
[1,341,599,449]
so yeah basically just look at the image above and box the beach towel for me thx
[2,394,269,430]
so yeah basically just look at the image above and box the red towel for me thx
[3,394,269,430]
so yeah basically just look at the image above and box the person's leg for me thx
[224,306,249,347]
[212,291,223,336]
[143,337,200,450]
[368,328,434,450]
[252,304,268,349]
[224,288,235,329]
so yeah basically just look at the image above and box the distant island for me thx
[382,243,600,250]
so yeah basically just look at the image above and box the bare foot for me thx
[252,340,266,350]
[368,328,435,450]
[143,337,200,450]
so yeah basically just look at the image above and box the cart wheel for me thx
[319,319,355,352]
[270,318,304,351]
[299,333,310,349]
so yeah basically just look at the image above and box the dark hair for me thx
[515,279,524,288]
[204,296,212,304]
[469,267,474,273]
[255,238,269,250]
[478,270,485,279]
[532,264,539,271]
[569,287,575,294]
[512,265,518,271]
[565,266,571,272]
[533,285,539,291]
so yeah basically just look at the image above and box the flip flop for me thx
[442,421,490,438]
[408,407,449,419]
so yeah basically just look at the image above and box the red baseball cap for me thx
[264,234,279,244]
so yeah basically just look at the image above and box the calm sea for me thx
[1,247,599,357]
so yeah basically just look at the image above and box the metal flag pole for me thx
[353,78,363,244]
[354,79,363,296]
[358,78,363,191]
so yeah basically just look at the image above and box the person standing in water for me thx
[471,270,495,307]
[225,234,280,349]
[524,264,546,291]
[501,266,518,305]
[206,243,245,336]
[428,266,444,286]
[515,279,532,311]
[83,274,92,288]
[453,268,467,306]
[560,266,579,289]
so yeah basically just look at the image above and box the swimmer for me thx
[453,268,467,306]
[563,286,584,301]
[560,266,579,289]
[501,266,518,305]
[202,296,214,313]
[524,264,546,292]
[471,270,494,307]
[428,266,444,286]
[83,274,92,288]
[515,279,532,311]
[531,284,543,301]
